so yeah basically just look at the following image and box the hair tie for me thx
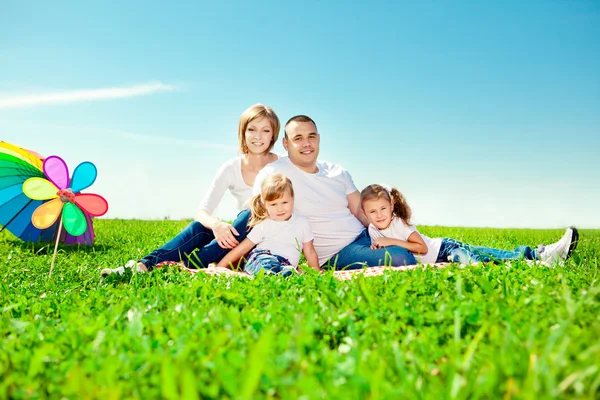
[381,183,393,194]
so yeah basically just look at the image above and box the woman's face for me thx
[244,117,274,155]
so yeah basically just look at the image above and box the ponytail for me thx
[248,194,269,228]
[389,188,412,225]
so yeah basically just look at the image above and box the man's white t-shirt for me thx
[246,214,313,267]
[253,157,364,266]
[368,217,443,264]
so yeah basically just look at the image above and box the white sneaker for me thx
[101,260,146,277]
[538,227,579,265]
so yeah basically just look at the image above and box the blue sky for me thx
[1,1,598,228]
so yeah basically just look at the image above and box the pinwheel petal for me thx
[70,162,97,193]
[62,203,87,236]
[0,141,43,170]
[43,156,69,190]
[74,193,108,216]
[23,177,59,200]
[31,198,63,229]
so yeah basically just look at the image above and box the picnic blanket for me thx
[155,261,454,281]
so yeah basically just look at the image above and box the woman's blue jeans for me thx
[436,238,538,264]
[139,209,251,270]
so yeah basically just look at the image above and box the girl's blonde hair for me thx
[238,104,280,154]
[248,173,294,227]
[360,184,412,225]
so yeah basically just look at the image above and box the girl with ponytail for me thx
[215,173,321,275]
[360,184,578,265]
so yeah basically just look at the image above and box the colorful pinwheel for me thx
[23,156,108,237]
[1,142,99,244]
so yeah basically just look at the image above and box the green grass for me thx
[1,221,599,399]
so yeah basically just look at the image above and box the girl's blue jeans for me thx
[436,238,538,264]
[244,249,296,277]
[139,209,251,270]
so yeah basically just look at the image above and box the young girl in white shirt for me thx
[360,184,578,266]
[215,173,321,276]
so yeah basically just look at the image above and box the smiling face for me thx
[362,196,394,230]
[264,189,294,222]
[244,117,274,155]
[283,120,320,173]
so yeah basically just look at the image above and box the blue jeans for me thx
[437,238,538,264]
[244,249,296,277]
[326,229,417,270]
[139,209,251,271]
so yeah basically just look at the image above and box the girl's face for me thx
[362,196,393,230]
[264,189,294,222]
[245,117,274,155]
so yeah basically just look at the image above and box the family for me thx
[101,104,579,277]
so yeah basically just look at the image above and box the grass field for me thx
[1,220,599,399]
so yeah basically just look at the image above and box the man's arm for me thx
[347,190,368,227]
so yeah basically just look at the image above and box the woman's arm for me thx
[371,232,429,255]
[302,240,322,272]
[195,210,240,249]
[215,238,256,269]
[195,160,241,249]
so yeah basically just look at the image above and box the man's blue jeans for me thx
[139,209,251,270]
[436,238,538,264]
[326,229,417,270]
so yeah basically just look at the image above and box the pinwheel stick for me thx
[49,219,63,278]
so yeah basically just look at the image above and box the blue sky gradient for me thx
[1,1,598,228]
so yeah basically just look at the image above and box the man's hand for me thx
[212,221,240,249]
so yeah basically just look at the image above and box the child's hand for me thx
[370,238,395,249]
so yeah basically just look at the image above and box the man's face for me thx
[283,121,320,173]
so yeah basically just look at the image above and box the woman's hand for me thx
[212,221,240,249]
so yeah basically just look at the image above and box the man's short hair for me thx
[284,115,318,138]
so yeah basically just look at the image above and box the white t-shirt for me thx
[253,157,364,266]
[246,214,314,267]
[368,217,443,264]
[197,157,253,214]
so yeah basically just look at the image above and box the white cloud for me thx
[0,82,176,109]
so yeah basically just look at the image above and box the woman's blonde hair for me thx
[360,184,412,225]
[238,104,280,154]
[248,173,294,227]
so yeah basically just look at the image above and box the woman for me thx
[101,104,280,275]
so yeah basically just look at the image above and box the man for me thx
[253,115,417,269]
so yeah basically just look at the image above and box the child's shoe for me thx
[538,227,579,265]
[101,260,146,277]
